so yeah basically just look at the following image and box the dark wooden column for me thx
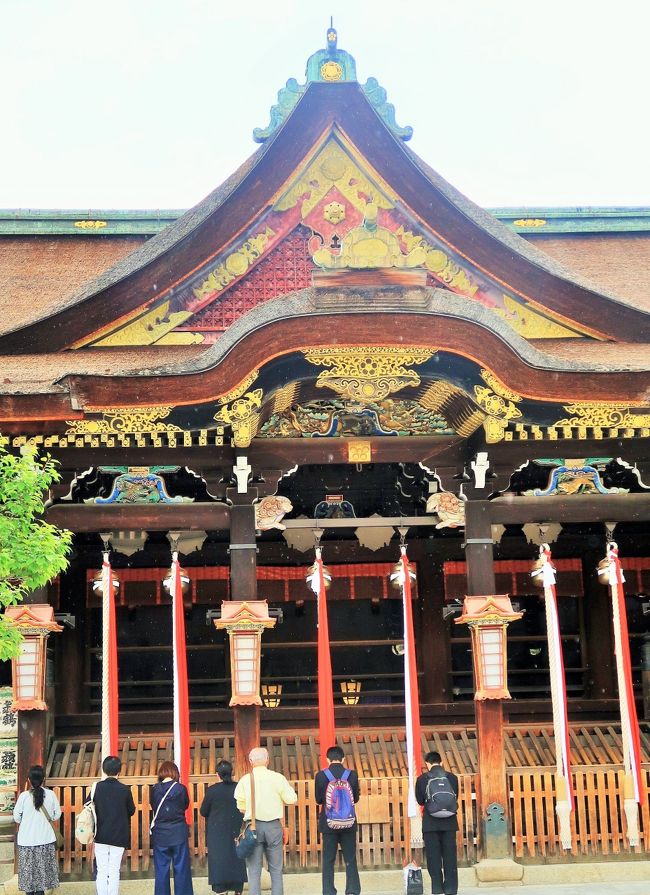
[464,500,511,860]
[56,564,87,716]
[227,482,259,779]
[414,543,450,704]
[581,550,616,699]
[16,587,50,793]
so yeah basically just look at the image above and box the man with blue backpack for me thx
[314,745,361,895]
[415,751,459,895]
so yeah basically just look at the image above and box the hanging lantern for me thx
[4,605,62,711]
[215,602,276,706]
[261,682,283,708]
[455,595,522,700]
[305,558,332,593]
[162,565,191,595]
[340,679,362,705]
[92,567,121,597]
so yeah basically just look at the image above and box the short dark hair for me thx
[425,751,441,765]
[157,761,180,782]
[326,745,344,762]
[102,756,122,777]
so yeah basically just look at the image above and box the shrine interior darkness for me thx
[42,455,650,734]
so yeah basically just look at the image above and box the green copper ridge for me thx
[253,26,412,143]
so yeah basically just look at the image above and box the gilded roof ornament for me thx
[253,25,412,143]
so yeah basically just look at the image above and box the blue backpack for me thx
[323,768,356,830]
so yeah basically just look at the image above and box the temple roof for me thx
[0,28,649,450]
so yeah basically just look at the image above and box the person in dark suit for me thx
[415,751,459,895]
[200,759,246,895]
[314,745,361,895]
[92,755,136,895]
[150,761,193,895]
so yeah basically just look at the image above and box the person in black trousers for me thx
[200,759,246,895]
[314,745,361,895]
[150,761,194,895]
[415,751,459,895]
[92,755,136,895]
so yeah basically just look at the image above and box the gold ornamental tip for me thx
[92,568,121,597]
[305,561,332,591]
[162,566,191,596]
[597,557,611,585]
[389,559,417,590]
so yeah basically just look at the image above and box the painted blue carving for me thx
[314,499,356,519]
[533,463,624,497]
[93,471,190,505]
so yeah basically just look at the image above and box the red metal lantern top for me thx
[5,604,63,633]
[454,595,523,627]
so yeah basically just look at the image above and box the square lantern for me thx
[454,595,522,700]
[4,605,62,711]
[214,601,276,706]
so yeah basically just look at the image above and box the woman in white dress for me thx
[13,765,61,895]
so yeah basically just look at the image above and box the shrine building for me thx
[0,26,649,880]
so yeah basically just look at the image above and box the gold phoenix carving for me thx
[65,406,182,436]
[214,389,264,448]
[419,381,485,437]
[272,381,300,413]
[304,347,434,401]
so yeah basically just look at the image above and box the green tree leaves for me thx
[0,443,71,660]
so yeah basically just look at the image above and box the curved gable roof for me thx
[0,82,649,353]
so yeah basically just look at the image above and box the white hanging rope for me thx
[101,551,111,762]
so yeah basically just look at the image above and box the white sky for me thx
[2,0,649,210]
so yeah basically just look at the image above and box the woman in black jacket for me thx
[200,760,246,895]
[150,762,193,895]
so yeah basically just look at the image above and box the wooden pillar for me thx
[642,634,650,721]
[464,500,511,860]
[16,587,49,793]
[227,484,259,779]
[414,543,450,703]
[581,551,616,699]
[56,564,86,716]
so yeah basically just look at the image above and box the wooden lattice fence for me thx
[46,724,650,875]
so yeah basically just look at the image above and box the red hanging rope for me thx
[101,553,119,758]
[316,549,336,768]
[401,546,422,817]
[172,554,192,823]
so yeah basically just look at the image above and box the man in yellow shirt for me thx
[234,746,297,895]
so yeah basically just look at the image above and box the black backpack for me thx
[424,769,457,818]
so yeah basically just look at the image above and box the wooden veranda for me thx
[46,723,650,876]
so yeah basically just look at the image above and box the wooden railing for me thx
[50,774,477,876]
[510,768,650,858]
[49,768,649,876]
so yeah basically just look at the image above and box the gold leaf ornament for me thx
[214,389,264,448]
[304,347,434,401]
[65,406,182,436]
[474,370,523,443]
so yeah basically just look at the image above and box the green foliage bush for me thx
[0,442,72,659]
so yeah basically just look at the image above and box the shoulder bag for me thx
[235,769,258,859]
[150,781,177,834]
[40,801,64,850]
[74,781,97,845]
